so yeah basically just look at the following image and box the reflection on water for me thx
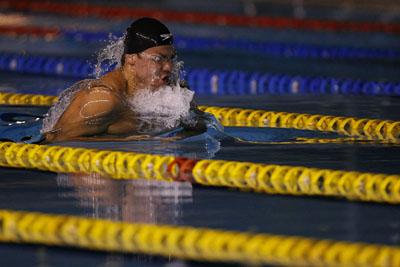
[55,173,194,266]
[56,172,193,224]
[57,131,221,159]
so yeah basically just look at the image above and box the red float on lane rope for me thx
[168,157,198,182]
[0,25,60,38]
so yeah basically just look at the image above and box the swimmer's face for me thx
[132,45,177,90]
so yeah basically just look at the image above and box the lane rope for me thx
[1,209,399,266]
[1,53,400,96]
[198,106,400,143]
[1,25,399,61]
[0,92,398,142]
[0,92,57,106]
[3,0,400,34]
[0,141,399,204]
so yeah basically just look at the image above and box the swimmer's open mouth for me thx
[161,75,170,84]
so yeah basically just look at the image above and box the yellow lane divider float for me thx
[199,106,399,143]
[0,209,399,267]
[1,141,399,204]
[0,92,57,106]
[0,92,399,142]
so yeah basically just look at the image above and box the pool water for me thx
[0,1,400,266]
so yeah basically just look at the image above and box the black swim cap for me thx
[124,17,173,54]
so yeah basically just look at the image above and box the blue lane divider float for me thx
[1,53,400,96]
[60,29,400,61]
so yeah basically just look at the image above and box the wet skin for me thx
[44,45,206,143]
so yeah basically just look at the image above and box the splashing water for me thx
[128,83,194,133]
[92,33,125,78]
[170,58,185,85]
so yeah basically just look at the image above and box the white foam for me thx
[128,83,194,132]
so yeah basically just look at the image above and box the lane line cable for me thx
[1,25,399,61]
[0,209,399,267]
[0,92,398,143]
[1,53,400,96]
[0,141,399,204]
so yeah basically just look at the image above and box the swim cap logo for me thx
[136,32,157,44]
[160,33,172,41]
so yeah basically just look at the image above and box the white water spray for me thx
[92,33,125,78]
[128,83,195,132]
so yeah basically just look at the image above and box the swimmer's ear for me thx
[125,54,137,65]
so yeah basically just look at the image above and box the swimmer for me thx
[42,17,208,143]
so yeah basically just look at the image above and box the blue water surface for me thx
[0,2,400,266]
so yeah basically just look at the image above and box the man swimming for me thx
[42,17,208,142]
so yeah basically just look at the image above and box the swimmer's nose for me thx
[162,60,173,72]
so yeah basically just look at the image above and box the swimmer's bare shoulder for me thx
[43,86,123,142]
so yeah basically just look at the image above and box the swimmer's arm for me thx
[160,102,207,142]
[183,100,207,132]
